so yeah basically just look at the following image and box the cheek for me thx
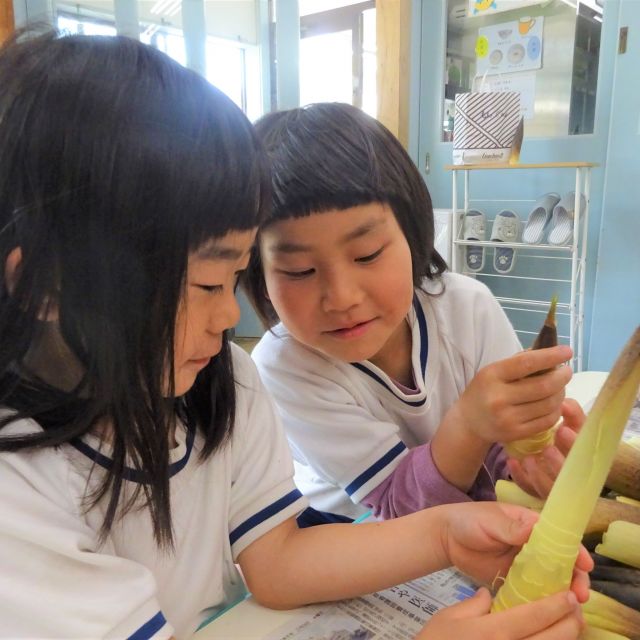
[266,277,302,320]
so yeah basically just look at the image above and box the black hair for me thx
[0,31,270,546]
[242,102,447,327]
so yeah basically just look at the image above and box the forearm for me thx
[238,509,450,609]
[431,403,492,492]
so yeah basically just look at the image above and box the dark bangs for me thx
[245,103,446,327]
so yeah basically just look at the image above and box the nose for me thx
[209,288,241,335]
[320,268,363,314]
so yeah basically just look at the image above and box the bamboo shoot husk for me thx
[607,441,640,501]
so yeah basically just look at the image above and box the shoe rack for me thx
[445,162,597,371]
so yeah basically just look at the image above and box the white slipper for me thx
[522,192,560,244]
[462,209,486,272]
[548,191,585,245]
[491,209,521,273]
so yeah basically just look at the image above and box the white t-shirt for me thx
[0,345,307,639]
[252,272,521,520]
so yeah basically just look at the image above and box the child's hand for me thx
[440,502,592,602]
[457,346,573,445]
[415,587,584,639]
[507,399,584,498]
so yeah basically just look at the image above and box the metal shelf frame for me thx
[447,162,597,371]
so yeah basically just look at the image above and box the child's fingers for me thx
[524,613,584,640]
[432,587,492,620]
[499,346,573,382]
[506,458,539,498]
[569,566,591,604]
[504,404,564,441]
[554,425,578,457]
[559,398,585,433]
[490,592,583,639]
[506,367,572,406]
[519,454,557,498]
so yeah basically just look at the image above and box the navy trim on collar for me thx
[350,294,429,406]
[414,294,429,377]
[70,422,196,484]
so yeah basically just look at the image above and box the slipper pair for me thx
[522,192,585,245]
[463,209,521,274]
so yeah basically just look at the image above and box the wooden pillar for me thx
[376,0,411,148]
[0,0,15,45]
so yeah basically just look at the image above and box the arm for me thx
[237,501,592,610]
[363,443,508,519]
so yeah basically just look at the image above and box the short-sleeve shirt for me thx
[252,272,521,519]
[0,345,307,639]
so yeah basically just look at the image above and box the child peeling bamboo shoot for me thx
[504,296,560,458]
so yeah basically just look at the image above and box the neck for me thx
[368,319,413,386]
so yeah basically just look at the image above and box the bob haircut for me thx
[243,102,447,328]
[0,32,269,545]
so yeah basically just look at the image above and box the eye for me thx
[278,268,315,280]
[356,247,384,263]
[198,284,223,294]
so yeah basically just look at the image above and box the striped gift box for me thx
[452,91,521,165]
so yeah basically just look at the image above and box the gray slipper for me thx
[462,209,486,272]
[548,191,585,245]
[522,192,560,244]
[491,209,521,273]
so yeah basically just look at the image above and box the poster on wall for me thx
[474,71,536,119]
[468,0,544,16]
[475,16,543,76]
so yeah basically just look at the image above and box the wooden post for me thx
[376,0,411,148]
[0,0,14,46]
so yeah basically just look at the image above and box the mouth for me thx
[325,319,375,339]
[188,356,213,368]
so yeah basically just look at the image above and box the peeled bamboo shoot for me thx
[496,479,640,535]
[582,590,640,640]
[595,521,640,569]
[580,627,631,640]
[492,327,640,612]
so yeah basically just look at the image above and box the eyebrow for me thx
[194,244,249,261]
[272,218,384,254]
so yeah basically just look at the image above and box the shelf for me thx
[454,239,572,251]
[445,162,598,171]
[449,162,593,371]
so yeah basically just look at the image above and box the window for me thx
[54,1,261,120]
[296,0,376,116]
[443,0,603,140]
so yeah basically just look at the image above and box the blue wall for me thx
[588,0,640,369]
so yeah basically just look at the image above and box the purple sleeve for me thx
[362,443,509,519]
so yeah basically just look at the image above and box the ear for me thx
[4,246,22,294]
[4,246,58,321]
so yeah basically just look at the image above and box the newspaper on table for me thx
[264,568,477,640]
